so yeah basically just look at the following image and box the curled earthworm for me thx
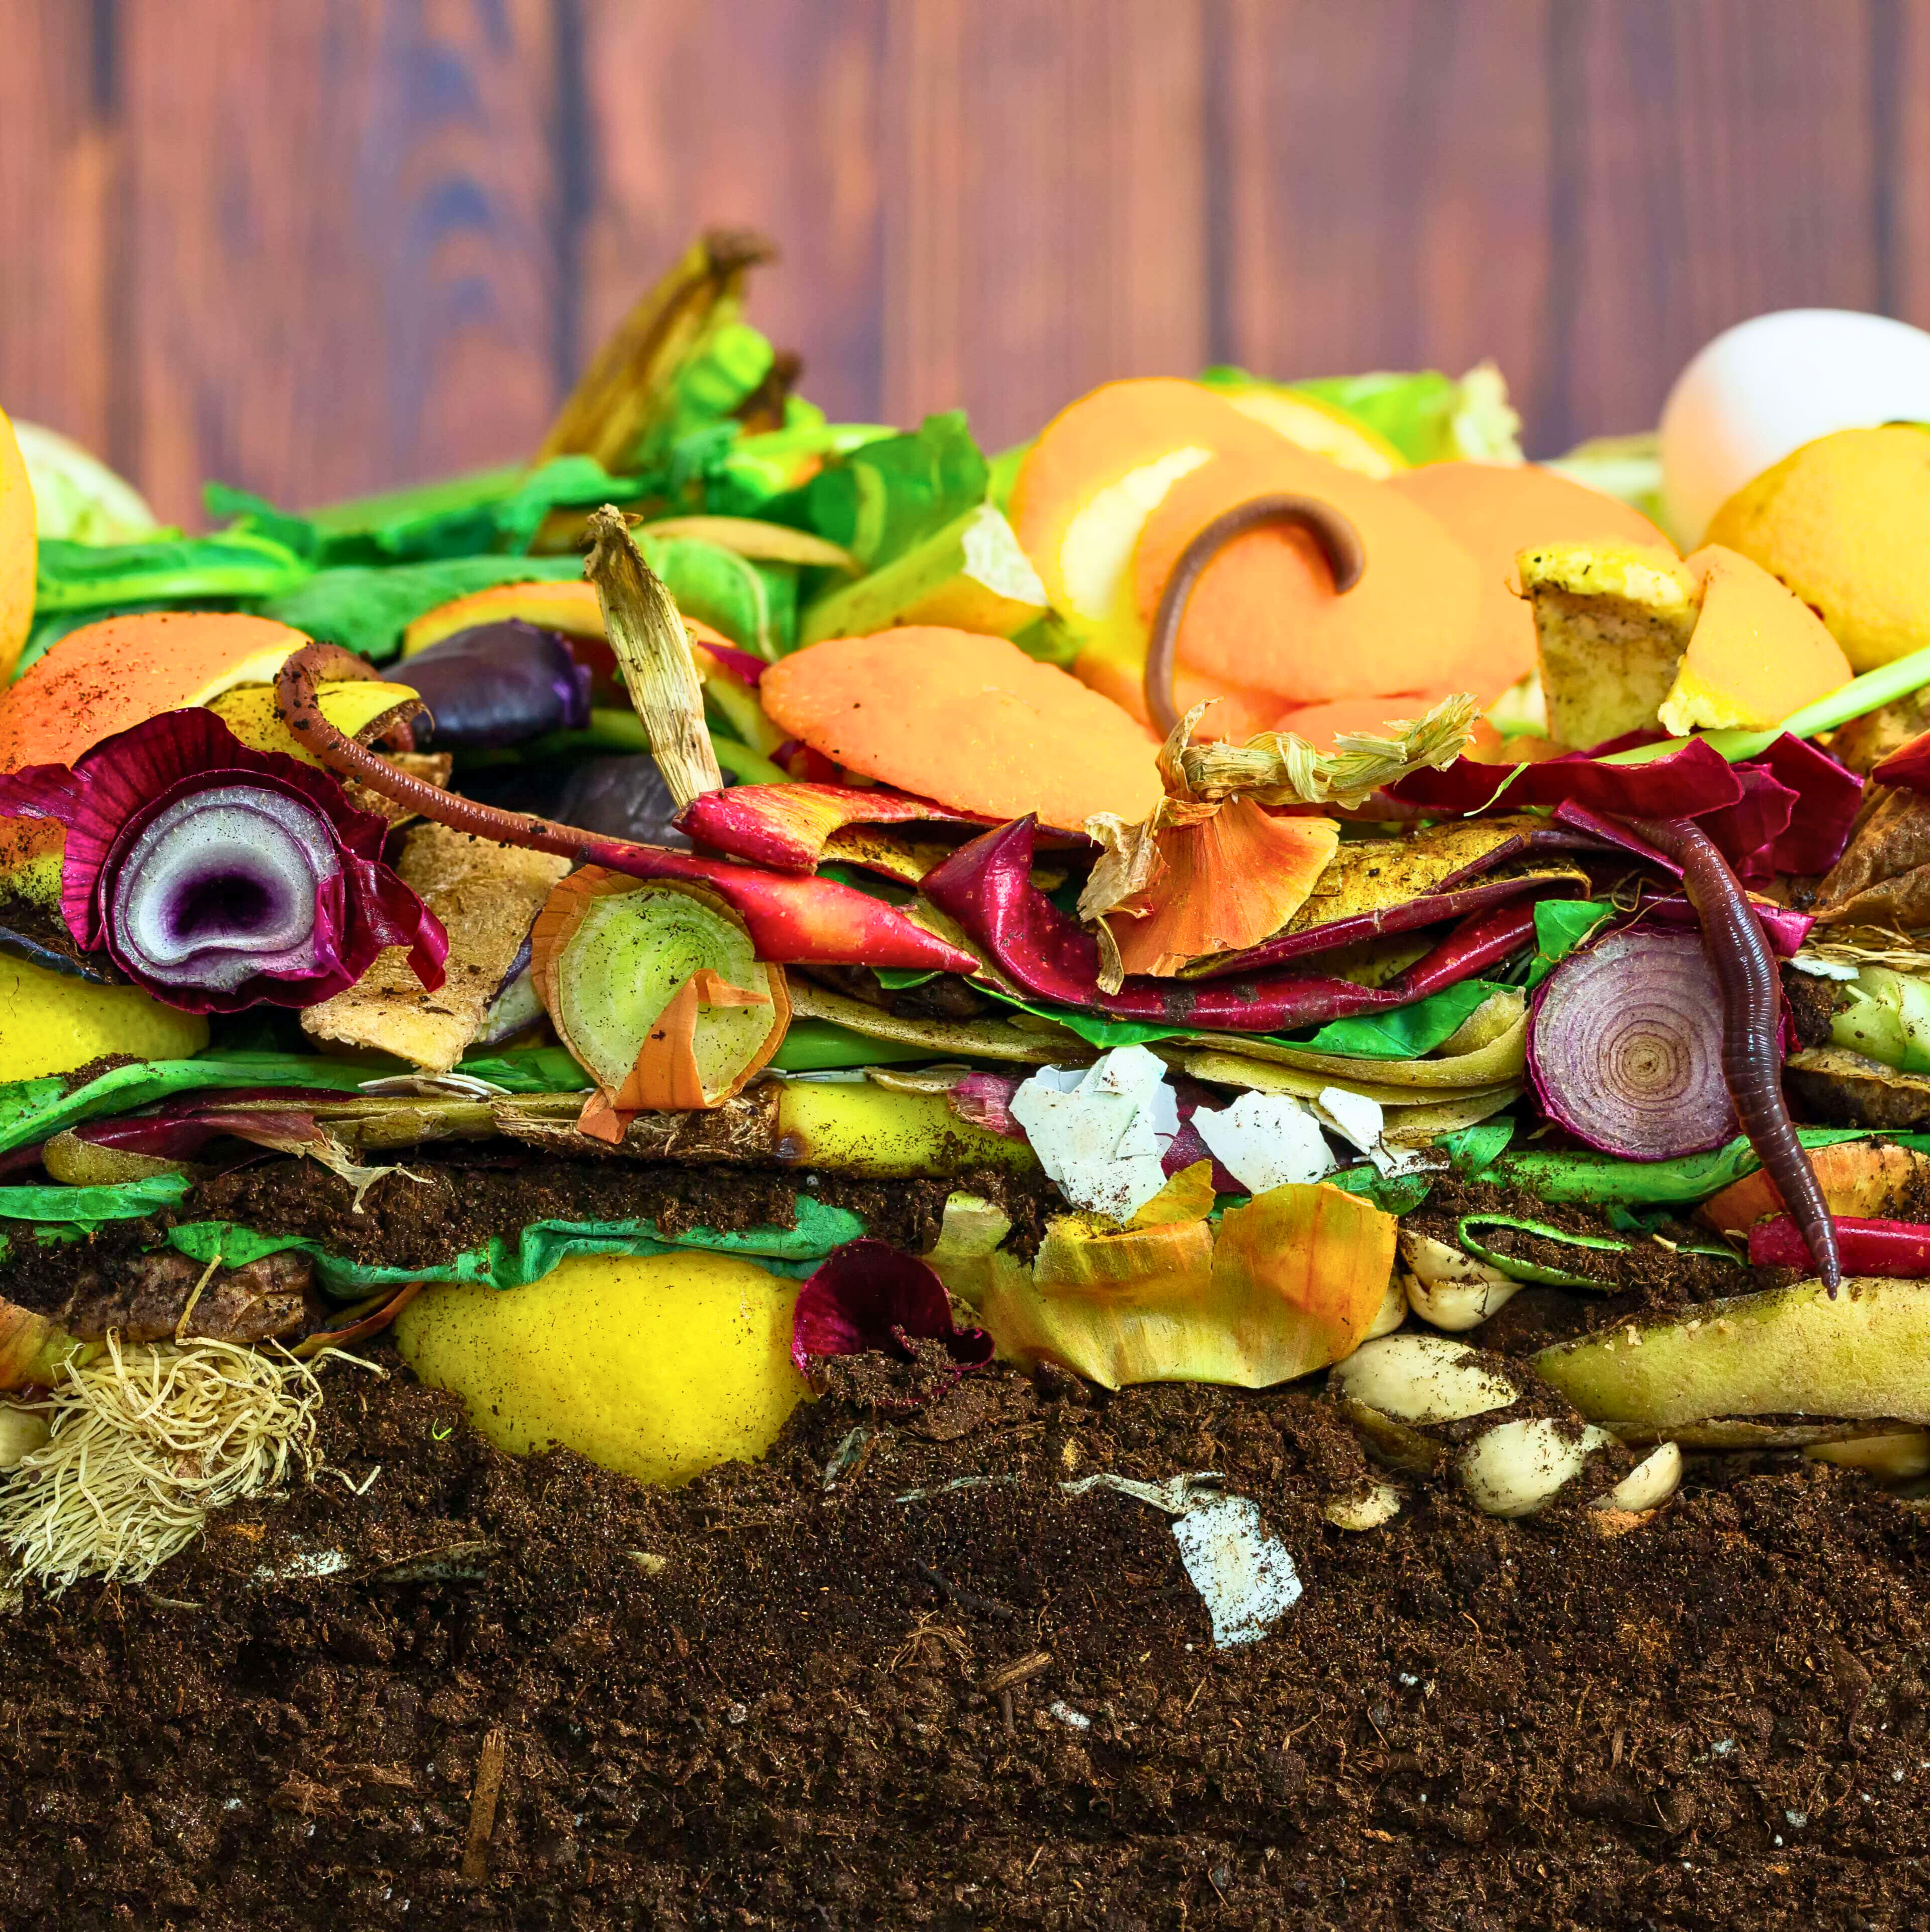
[1627,814,1840,1291]
[1142,493,1368,736]
[275,642,670,869]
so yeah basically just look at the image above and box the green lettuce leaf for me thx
[1494,1129,1930,1206]
[211,457,641,569]
[982,977,1509,1061]
[799,412,988,572]
[0,1055,391,1158]
[33,532,312,613]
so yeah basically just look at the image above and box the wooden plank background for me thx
[0,0,1918,527]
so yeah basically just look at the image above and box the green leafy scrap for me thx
[33,532,312,614]
[256,555,583,662]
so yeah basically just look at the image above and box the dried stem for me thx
[583,504,722,810]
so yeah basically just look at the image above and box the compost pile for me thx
[5,237,1930,1926]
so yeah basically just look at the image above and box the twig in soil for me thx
[981,1650,1054,1695]
[916,1561,1020,1623]
[462,1726,508,1883]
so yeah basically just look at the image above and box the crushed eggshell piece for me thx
[1009,1044,1179,1223]
[1315,1085,1434,1178]
[1193,1090,1335,1194]
[302,823,571,1072]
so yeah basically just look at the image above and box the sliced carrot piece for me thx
[1132,451,1488,706]
[0,611,314,772]
[1390,460,1675,696]
[760,627,1164,828]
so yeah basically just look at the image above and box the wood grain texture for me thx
[1558,0,1883,449]
[0,1,123,462]
[0,1,1920,508]
[576,0,888,425]
[880,0,1208,451]
[1218,0,1556,440]
[119,0,563,523]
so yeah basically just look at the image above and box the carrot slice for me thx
[0,611,314,772]
[1390,460,1674,696]
[1131,452,1488,706]
[759,627,1164,828]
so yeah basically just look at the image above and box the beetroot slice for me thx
[1527,928,1738,1159]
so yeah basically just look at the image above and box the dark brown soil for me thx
[0,1160,1065,1320]
[6,1353,1930,1930]
[179,1156,1063,1271]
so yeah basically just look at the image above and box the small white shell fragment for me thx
[1169,1493,1304,1647]
[1323,1481,1402,1532]
[1369,1270,1408,1339]
[1315,1086,1433,1178]
[1193,1090,1335,1194]
[1011,1045,1178,1222]
[1328,1333,1519,1424]
[1597,1441,1684,1514]
[1461,1418,1613,1518]
[0,1406,52,1470]
[1403,1268,1522,1334]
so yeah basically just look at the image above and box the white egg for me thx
[1658,309,1930,547]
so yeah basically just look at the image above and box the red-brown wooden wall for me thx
[2,1,1920,526]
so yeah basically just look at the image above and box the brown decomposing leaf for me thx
[1785,1046,1930,1130]
[1815,786,1930,923]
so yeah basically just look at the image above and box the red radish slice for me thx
[1527,928,1738,1159]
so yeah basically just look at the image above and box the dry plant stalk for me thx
[584,505,722,811]
[1177,692,1478,807]
[0,1335,355,1593]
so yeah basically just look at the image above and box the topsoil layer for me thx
[5,1352,1929,1932]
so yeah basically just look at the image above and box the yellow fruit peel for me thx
[394,1252,808,1485]
[0,953,208,1081]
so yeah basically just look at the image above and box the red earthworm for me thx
[1142,494,1367,736]
[1627,813,1839,1291]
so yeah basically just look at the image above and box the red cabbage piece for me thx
[922,817,1564,1028]
[1390,737,1745,819]
[790,1239,993,1375]
[1396,734,1859,877]
[1749,734,1861,875]
[403,620,593,749]
[0,709,446,1012]
[697,638,768,688]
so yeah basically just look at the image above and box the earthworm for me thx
[276,641,649,868]
[1626,814,1840,1291]
[1142,493,1367,736]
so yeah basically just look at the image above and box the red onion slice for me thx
[110,784,344,992]
[1527,928,1739,1159]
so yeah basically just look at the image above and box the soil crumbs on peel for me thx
[5,1358,1930,1931]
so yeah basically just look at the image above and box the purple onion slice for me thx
[0,707,446,1012]
[111,783,345,992]
[1527,928,1739,1159]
